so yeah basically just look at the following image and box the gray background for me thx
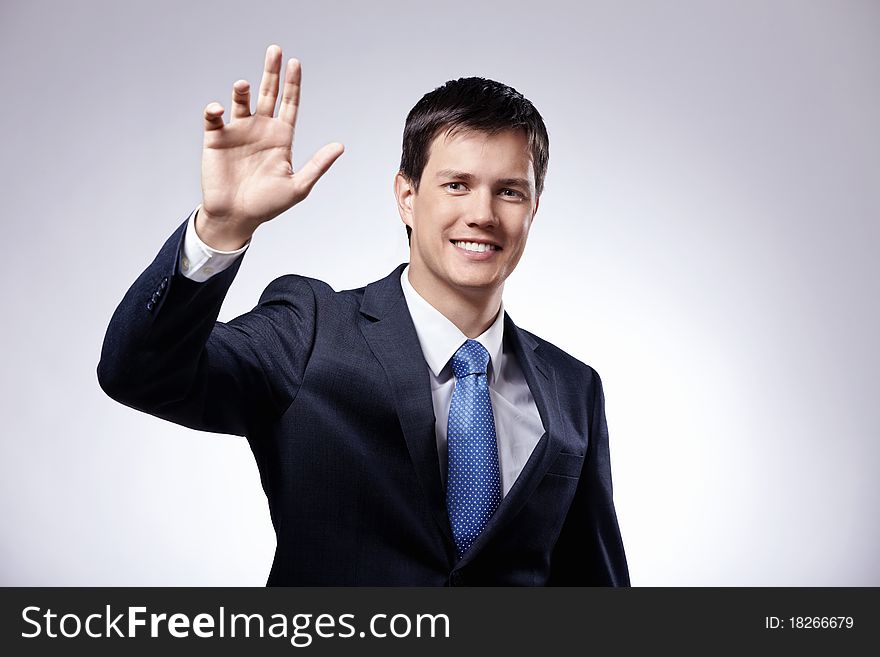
[1,0,877,585]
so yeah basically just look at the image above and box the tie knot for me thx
[451,339,490,379]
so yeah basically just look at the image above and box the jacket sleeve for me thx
[97,218,316,437]
[548,368,631,586]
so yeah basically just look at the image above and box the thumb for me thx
[292,142,345,199]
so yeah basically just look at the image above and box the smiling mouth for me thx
[451,240,501,253]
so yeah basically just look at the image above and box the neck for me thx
[407,269,503,338]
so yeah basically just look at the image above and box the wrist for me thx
[195,207,254,251]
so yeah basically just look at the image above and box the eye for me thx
[445,182,468,192]
[500,188,525,199]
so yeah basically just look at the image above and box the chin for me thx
[447,270,503,292]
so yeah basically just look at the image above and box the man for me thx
[98,45,630,586]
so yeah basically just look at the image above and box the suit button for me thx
[146,301,155,312]
[151,292,160,302]
[159,277,168,290]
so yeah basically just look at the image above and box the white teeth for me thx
[454,241,496,253]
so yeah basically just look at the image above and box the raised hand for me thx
[197,45,344,250]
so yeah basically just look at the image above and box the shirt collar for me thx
[400,265,504,383]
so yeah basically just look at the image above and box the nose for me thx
[465,189,498,229]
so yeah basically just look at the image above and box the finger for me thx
[293,142,345,197]
[255,44,282,116]
[230,80,251,120]
[278,58,302,127]
[203,102,225,132]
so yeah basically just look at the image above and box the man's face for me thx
[395,128,539,303]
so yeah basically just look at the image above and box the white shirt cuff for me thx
[179,206,249,282]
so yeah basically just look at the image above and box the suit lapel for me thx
[358,265,456,558]
[357,268,565,567]
[456,312,565,567]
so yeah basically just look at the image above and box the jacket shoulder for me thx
[517,327,601,385]
[258,274,365,305]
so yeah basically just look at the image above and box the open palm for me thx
[199,46,343,249]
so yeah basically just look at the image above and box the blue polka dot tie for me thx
[446,339,502,558]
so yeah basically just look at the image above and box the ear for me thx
[394,172,416,230]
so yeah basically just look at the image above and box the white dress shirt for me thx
[399,268,544,496]
[180,208,546,496]
[178,207,250,283]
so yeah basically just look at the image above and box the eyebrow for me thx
[435,169,531,190]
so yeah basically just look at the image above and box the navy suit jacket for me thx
[98,219,630,586]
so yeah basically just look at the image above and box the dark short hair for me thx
[399,77,549,242]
